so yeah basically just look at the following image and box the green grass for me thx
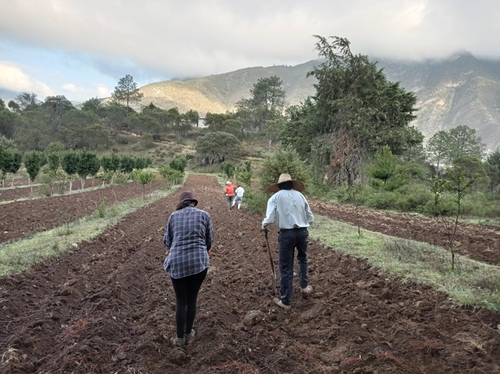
[0,183,183,277]
[309,214,500,312]
[0,180,134,205]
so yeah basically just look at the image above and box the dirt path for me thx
[1,174,500,373]
[310,198,500,267]
[0,181,163,244]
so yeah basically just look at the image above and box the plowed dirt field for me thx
[0,181,162,244]
[1,174,500,373]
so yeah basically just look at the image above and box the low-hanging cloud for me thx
[0,0,499,81]
[0,61,55,97]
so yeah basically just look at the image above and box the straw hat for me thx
[179,191,198,206]
[267,173,304,193]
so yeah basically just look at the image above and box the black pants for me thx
[171,268,207,339]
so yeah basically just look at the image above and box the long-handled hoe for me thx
[263,228,277,295]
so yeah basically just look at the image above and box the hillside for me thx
[138,54,500,151]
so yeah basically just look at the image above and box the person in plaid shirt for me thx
[163,191,214,348]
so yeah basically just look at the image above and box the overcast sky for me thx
[1,0,499,102]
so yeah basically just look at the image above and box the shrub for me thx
[169,156,187,173]
[220,161,235,179]
[243,189,269,214]
[260,146,310,192]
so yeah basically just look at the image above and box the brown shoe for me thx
[301,285,313,298]
[185,329,195,345]
[273,297,291,310]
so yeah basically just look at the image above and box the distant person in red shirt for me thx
[225,181,237,210]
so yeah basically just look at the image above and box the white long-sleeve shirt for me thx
[262,189,314,229]
[235,186,245,197]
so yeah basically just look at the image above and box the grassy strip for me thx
[309,214,500,312]
[0,183,182,277]
[0,181,136,205]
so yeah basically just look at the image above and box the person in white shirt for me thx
[232,185,245,210]
[261,174,314,310]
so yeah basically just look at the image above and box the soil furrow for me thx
[0,175,499,373]
[0,181,163,244]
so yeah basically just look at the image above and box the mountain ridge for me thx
[137,54,500,152]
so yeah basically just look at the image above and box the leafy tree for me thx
[82,123,110,150]
[0,107,21,138]
[159,165,183,185]
[134,156,152,170]
[47,152,60,173]
[131,169,156,197]
[235,161,253,187]
[100,153,121,183]
[0,135,18,150]
[14,106,51,150]
[120,155,135,173]
[15,92,38,111]
[127,113,161,134]
[195,131,242,165]
[41,95,74,129]
[24,150,45,190]
[61,151,80,191]
[142,103,171,129]
[446,125,486,163]
[99,102,129,129]
[426,130,450,172]
[452,155,489,192]
[8,100,20,112]
[0,146,21,188]
[236,75,286,131]
[111,74,144,114]
[259,146,310,193]
[299,35,421,186]
[169,156,187,173]
[220,161,235,178]
[486,149,500,192]
[443,165,479,270]
[81,98,101,114]
[76,151,100,189]
[367,145,397,186]
[183,110,199,127]
[45,141,65,154]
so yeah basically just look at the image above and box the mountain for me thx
[138,54,500,151]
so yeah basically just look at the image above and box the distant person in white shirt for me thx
[261,174,314,310]
[232,185,245,210]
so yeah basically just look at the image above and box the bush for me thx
[113,173,130,184]
[169,156,187,173]
[243,188,269,214]
[220,161,235,179]
[159,165,183,185]
[260,146,310,192]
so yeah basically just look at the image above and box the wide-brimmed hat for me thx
[267,173,304,193]
[226,181,231,184]
[179,191,198,206]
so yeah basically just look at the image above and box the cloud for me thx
[96,84,111,99]
[62,83,85,93]
[0,61,54,97]
[0,0,499,82]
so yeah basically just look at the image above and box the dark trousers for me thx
[171,268,207,338]
[278,228,309,305]
[227,195,234,209]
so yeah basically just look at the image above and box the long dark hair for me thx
[176,201,193,211]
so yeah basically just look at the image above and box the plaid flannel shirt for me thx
[163,206,214,279]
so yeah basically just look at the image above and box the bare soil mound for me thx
[1,175,500,373]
